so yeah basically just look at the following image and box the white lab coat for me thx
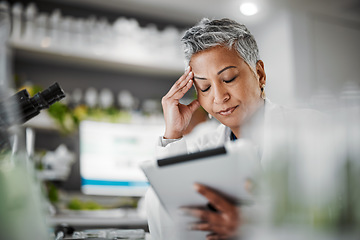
[144,99,322,240]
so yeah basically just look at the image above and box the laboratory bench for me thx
[47,201,150,239]
[48,208,148,230]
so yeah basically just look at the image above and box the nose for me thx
[213,83,230,104]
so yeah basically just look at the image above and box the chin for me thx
[218,115,244,129]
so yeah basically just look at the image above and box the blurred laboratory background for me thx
[0,0,360,239]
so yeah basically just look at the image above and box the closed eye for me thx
[200,86,211,92]
[224,76,236,83]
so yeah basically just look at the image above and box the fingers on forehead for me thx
[167,76,192,98]
[173,72,192,92]
[173,79,192,98]
[178,68,192,82]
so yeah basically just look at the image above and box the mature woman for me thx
[145,18,314,240]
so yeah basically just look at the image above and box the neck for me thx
[231,127,240,139]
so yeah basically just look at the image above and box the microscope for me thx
[0,82,65,149]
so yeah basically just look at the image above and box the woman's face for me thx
[190,46,266,133]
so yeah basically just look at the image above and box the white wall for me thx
[249,8,360,107]
[251,10,297,106]
[291,10,360,106]
[311,16,360,95]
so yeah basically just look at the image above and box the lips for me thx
[217,105,238,116]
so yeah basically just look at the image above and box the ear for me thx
[256,60,266,87]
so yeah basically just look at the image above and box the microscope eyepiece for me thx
[31,82,66,110]
[0,82,66,129]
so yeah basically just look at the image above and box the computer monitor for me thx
[79,120,164,197]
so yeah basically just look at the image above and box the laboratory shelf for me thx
[10,41,184,76]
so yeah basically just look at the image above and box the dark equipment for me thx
[0,82,65,129]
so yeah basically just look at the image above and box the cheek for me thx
[248,84,261,100]
[235,81,260,101]
[198,95,213,113]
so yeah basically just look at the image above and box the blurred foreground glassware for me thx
[23,3,37,44]
[0,5,49,240]
[246,98,360,240]
[10,2,22,42]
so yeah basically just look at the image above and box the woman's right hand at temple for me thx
[161,66,200,139]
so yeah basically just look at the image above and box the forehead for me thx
[189,46,245,73]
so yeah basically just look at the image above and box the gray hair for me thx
[181,18,260,71]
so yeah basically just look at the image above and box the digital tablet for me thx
[140,139,261,219]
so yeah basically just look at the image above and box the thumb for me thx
[187,99,200,114]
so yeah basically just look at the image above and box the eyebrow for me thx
[194,66,237,80]
[217,66,237,75]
